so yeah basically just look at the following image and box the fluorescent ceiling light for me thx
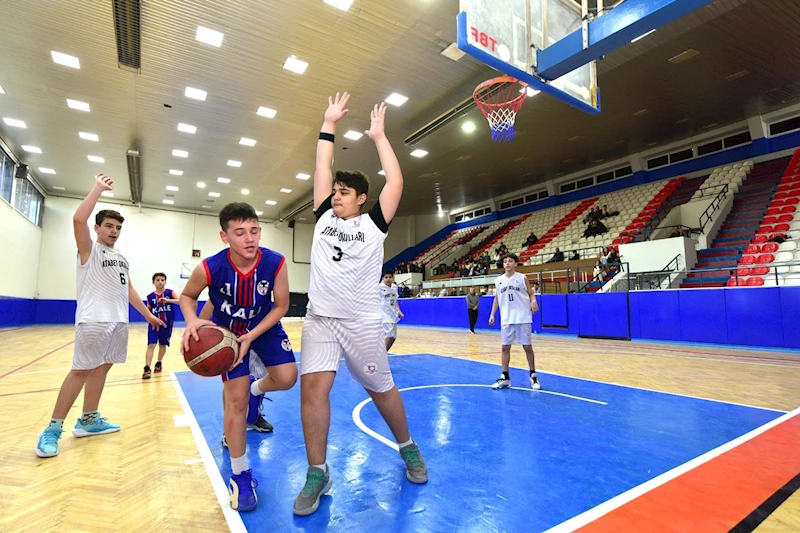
[631,29,656,43]
[185,87,207,101]
[255,210,263,216]
[296,173,311,180]
[239,137,257,146]
[51,51,80,69]
[0,84,5,94]
[162,199,175,205]
[39,168,56,174]
[87,155,104,163]
[241,189,250,195]
[217,177,230,183]
[265,200,277,205]
[208,192,221,197]
[283,56,308,74]
[178,123,197,134]
[410,149,428,158]
[52,186,66,191]
[3,118,26,128]
[195,26,224,47]
[462,121,476,133]
[101,191,113,197]
[67,99,90,112]
[21,145,42,153]
[324,0,355,11]
[385,93,408,106]
[166,185,179,191]
[197,181,206,188]
[257,106,277,118]
[79,132,99,141]
[280,188,292,193]
[227,160,242,167]
[378,170,385,176]
[172,149,188,158]
[169,169,183,175]
[344,130,363,140]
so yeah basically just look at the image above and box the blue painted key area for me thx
[177,353,782,532]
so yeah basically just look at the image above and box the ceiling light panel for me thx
[79,132,99,141]
[283,56,308,74]
[257,106,277,118]
[51,51,80,69]
[67,99,90,112]
[185,87,207,100]
[178,123,197,133]
[385,93,408,106]
[239,137,256,146]
[195,26,224,47]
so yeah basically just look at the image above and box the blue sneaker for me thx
[35,424,63,458]
[229,469,258,512]
[247,376,263,426]
[72,415,121,437]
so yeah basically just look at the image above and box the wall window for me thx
[669,148,694,164]
[723,131,751,148]
[697,139,723,156]
[13,175,44,226]
[768,116,800,137]
[0,147,14,203]
[646,155,669,169]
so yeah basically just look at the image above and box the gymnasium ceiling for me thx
[0,0,799,221]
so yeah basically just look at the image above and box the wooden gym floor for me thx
[0,321,797,532]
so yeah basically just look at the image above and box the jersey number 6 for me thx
[119,273,127,285]
[332,246,343,262]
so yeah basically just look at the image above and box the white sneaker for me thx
[491,376,510,389]
[530,373,541,390]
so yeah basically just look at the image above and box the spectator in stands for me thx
[570,251,580,260]
[769,233,791,244]
[439,284,447,297]
[602,204,619,218]
[481,285,489,295]
[457,288,466,296]
[608,249,621,266]
[523,233,538,247]
[532,281,541,294]
[669,226,682,238]
[548,248,564,263]
[584,219,608,238]
[466,287,480,334]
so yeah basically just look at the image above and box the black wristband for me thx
[319,132,335,143]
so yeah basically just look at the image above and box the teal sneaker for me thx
[72,415,120,437]
[35,424,63,458]
[399,441,428,484]
[293,465,332,516]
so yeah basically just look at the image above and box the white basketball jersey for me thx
[308,197,389,319]
[379,283,399,324]
[75,242,130,324]
[495,272,532,325]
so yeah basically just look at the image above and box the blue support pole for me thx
[536,0,716,81]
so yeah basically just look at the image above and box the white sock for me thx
[49,418,65,429]
[311,463,327,472]
[250,379,263,396]
[398,438,413,448]
[231,454,248,475]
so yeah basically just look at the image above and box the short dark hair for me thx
[382,269,394,277]
[219,202,258,231]
[502,253,519,264]
[334,170,369,197]
[152,272,167,282]
[95,209,124,226]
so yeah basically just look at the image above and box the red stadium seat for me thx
[744,244,761,254]
[761,242,779,253]
[746,277,765,286]
[765,208,781,216]
[752,235,768,244]
[781,206,796,214]
[770,200,785,208]
[740,255,756,265]
[751,267,770,276]
[757,225,774,234]
[775,192,789,200]
[778,214,794,222]
[785,197,800,205]
[756,254,775,264]
[737,268,752,276]
[727,278,745,287]
[621,236,631,244]
[763,216,778,224]
[774,223,791,232]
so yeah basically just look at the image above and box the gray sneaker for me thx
[293,465,332,516]
[399,441,428,484]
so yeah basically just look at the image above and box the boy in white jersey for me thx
[488,253,541,391]
[294,93,427,516]
[35,174,164,458]
[380,270,404,351]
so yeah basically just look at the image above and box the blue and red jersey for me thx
[146,289,176,326]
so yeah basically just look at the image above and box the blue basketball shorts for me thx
[222,326,296,382]
[147,322,173,346]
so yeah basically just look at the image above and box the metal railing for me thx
[625,254,683,290]
[699,183,730,231]
[524,244,607,266]
[576,261,626,292]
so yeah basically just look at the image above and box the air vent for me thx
[113,0,141,72]
[126,149,142,204]
[668,49,699,64]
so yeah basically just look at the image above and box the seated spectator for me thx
[769,233,790,244]
[481,285,488,295]
[570,251,580,260]
[403,284,412,298]
[532,281,541,295]
[584,219,608,238]
[593,262,604,279]
[439,284,447,297]
[523,232,538,247]
[457,288,466,296]
[602,204,620,218]
[548,248,564,263]
[669,226,682,238]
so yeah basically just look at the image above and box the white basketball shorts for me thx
[301,313,394,393]
[381,321,398,340]
[72,322,129,370]
[501,323,532,346]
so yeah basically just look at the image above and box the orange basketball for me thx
[183,325,237,377]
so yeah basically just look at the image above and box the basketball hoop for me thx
[473,76,528,142]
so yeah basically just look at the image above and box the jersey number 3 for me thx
[332,246,343,262]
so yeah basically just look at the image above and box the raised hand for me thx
[324,92,350,123]
[365,102,387,140]
[95,173,114,191]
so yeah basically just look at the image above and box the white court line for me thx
[542,407,800,533]
[173,413,189,427]
[185,458,204,465]
[425,353,789,414]
[5,366,71,377]
[353,383,607,451]
[170,372,246,533]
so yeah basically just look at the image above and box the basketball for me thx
[183,325,238,377]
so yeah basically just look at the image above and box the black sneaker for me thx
[142,366,151,379]
[154,361,163,373]
[247,414,273,433]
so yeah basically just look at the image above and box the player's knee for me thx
[69,368,93,379]
[272,366,297,390]
[225,389,248,414]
